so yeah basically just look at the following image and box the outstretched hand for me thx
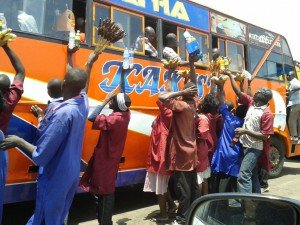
[0,135,22,150]
[182,86,198,96]
[67,45,79,54]
[30,105,43,119]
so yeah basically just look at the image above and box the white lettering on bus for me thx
[249,33,281,48]
[148,0,190,21]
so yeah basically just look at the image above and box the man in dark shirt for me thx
[0,43,25,223]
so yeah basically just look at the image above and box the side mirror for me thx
[187,193,300,225]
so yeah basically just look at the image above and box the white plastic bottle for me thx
[68,28,75,49]
[123,48,130,69]
[129,48,134,69]
[0,13,7,31]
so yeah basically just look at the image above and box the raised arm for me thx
[66,46,79,72]
[228,72,242,99]
[189,57,197,85]
[158,86,197,102]
[216,83,225,105]
[88,92,114,122]
[83,52,100,93]
[2,45,25,83]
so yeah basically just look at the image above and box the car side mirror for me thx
[187,193,300,225]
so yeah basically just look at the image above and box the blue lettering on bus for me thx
[99,60,209,98]
[104,0,209,31]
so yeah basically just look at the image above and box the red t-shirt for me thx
[147,101,172,175]
[0,80,24,134]
[195,114,210,172]
[239,92,274,171]
[80,110,131,195]
[164,99,197,171]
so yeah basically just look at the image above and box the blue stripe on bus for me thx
[4,169,146,204]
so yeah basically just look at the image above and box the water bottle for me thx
[129,48,134,69]
[123,47,130,69]
[68,28,75,49]
[75,30,81,47]
[0,13,7,31]
[183,31,200,56]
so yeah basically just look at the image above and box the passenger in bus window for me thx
[135,26,158,58]
[0,43,25,224]
[15,0,39,33]
[163,33,181,61]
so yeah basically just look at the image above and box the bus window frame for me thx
[92,2,110,46]
[218,38,226,56]
[177,27,210,68]
[225,40,245,73]
[111,6,145,55]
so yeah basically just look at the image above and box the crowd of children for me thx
[0,22,275,225]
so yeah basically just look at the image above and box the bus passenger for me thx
[0,67,89,225]
[135,26,158,58]
[287,71,300,142]
[158,58,199,224]
[163,33,181,61]
[0,43,25,223]
[143,67,176,222]
[228,72,274,194]
[80,89,131,225]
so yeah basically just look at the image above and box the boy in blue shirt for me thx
[211,84,248,192]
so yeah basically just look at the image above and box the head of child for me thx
[225,101,247,119]
[198,93,219,114]
[47,78,63,99]
[109,93,131,112]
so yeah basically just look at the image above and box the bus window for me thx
[218,39,226,57]
[226,41,244,72]
[92,3,110,45]
[73,0,86,42]
[0,0,44,34]
[111,7,144,53]
[178,28,209,65]
[251,48,284,80]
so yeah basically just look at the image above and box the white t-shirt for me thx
[163,47,181,61]
[18,11,39,33]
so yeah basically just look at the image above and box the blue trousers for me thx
[0,151,8,225]
[237,148,261,194]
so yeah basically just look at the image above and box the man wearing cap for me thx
[80,90,131,225]
[228,73,274,194]
[287,71,300,142]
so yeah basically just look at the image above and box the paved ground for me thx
[3,157,300,225]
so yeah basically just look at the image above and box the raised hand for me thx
[30,105,43,119]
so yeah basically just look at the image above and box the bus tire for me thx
[269,136,285,179]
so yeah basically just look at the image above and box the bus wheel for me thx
[269,136,285,178]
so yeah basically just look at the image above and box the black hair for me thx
[111,94,131,112]
[235,104,248,119]
[225,101,234,112]
[0,91,6,113]
[200,93,219,114]
[47,78,63,98]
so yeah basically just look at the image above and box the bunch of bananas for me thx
[95,18,126,54]
[0,29,16,47]
[234,69,252,81]
[211,74,228,86]
[209,56,232,74]
[161,57,180,69]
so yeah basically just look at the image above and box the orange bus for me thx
[1,0,299,204]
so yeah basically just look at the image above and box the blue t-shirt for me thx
[211,104,244,177]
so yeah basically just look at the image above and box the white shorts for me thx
[197,167,211,184]
[143,172,170,195]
